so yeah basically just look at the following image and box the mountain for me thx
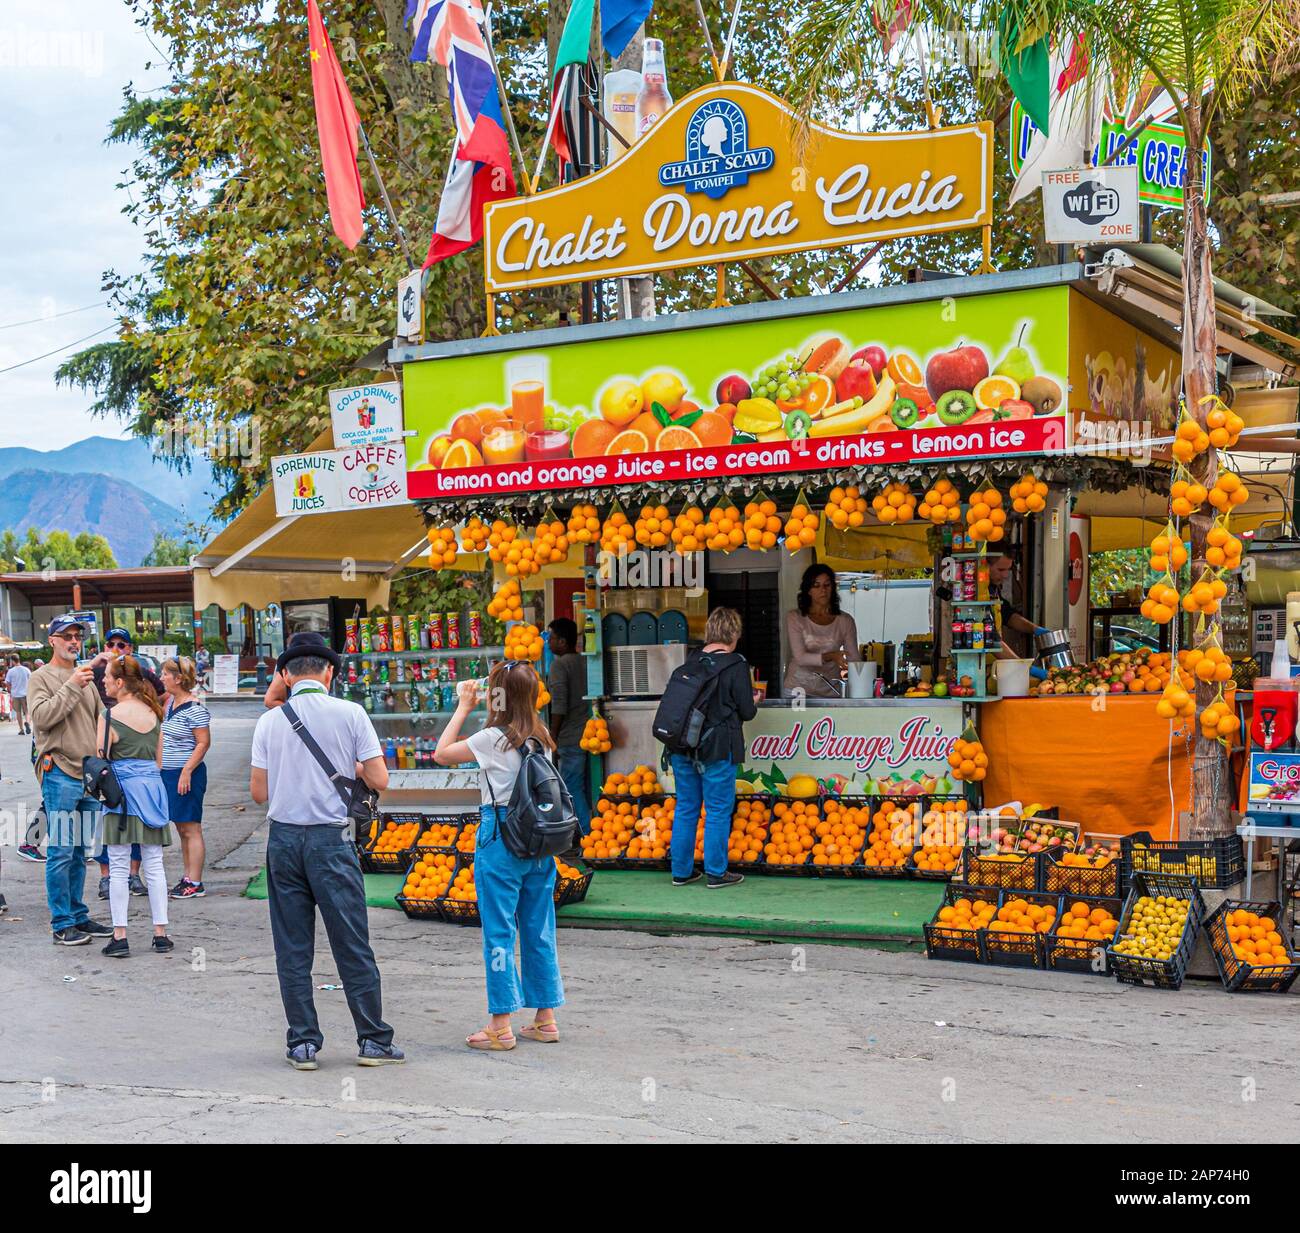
[0,435,220,519]
[0,469,190,568]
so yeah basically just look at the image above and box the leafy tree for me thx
[140,530,200,566]
[0,528,118,572]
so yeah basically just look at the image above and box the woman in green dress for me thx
[100,655,174,958]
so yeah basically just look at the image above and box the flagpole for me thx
[357,120,416,267]
[691,0,722,81]
[484,3,534,195]
[720,0,743,80]
[532,63,571,191]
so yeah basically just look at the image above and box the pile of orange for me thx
[555,856,584,880]
[486,578,524,623]
[535,678,551,710]
[415,821,460,851]
[743,499,783,550]
[703,504,746,552]
[504,622,543,661]
[602,766,661,796]
[965,486,1006,543]
[764,800,819,865]
[1226,909,1292,966]
[669,505,708,553]
[825,485,869,530]
[1181,575,1227,618]
[1205,524,1243,570]
[947,737,988,782]
[580,714,611,753]
[915,801,967,872]
[1208,470,1248,512]
[600,510,636,556]
[783,503,819,553]
[811,800,866,866]
[1199,696,1241,742]
[864,801,916,868]
[373,819,420,853]
[935,895,997,932]
[1168,478,1207,518]
[426,525,458,569]
[1141,581,1180,625]
[1053,900,1119,948]
[455,822,477,852]
[634,503,673,549]
[1171,416,1211,464]
[729,798,771,864]
[1059,850,1115,868]
[871,482,916,524]
[918,478,962,525]
[582,798,636,859]
[988,897,1058,934]
[530,519,570,566]
[461,516,490,552]
[1009,473,1048,514]
[566,503,600,544]
[402,852,456,900]
[1148,531,1188,574]
[1206,403,1246,448]
[447,864,477,902]
[628,798,674,858]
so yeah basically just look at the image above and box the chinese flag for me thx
[307,0,365,249]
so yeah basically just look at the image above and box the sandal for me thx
[519,1020,560,1044]
[465,1025,516,1052]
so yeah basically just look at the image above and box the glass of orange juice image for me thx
[481,423,527,465]
[506,356,546,433]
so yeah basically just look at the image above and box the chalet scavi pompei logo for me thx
[484,83,991,293]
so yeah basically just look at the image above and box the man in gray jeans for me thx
[250,632,402,1070]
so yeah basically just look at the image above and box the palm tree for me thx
[788,0,1300,833]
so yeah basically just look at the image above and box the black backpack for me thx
[652,651,739,755]
[489,736,578,860]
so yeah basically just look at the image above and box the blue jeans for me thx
[670,754,735,879]
[41,766,101,931]
[556,746,591,835]
[475,805,564,1016]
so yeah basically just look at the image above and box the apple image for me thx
[835,359,878,404]
[716,374,751,405]
[852,344,887,379]
[925,343,990,402]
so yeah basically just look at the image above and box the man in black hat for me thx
[250,632,402,1069]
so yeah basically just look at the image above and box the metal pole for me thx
[532,64,571,190]
[357,121,415,268]
[484,4,534,194]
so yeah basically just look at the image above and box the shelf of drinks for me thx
[343,646,503,660]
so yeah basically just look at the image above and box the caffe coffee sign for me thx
[484,82,993,293]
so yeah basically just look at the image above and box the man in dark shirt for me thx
[546,619,591,833]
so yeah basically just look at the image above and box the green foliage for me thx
[0,528,118,573]
[140,530,199,567]
[1089,548,1147,608]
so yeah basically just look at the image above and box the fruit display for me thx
[1034,647,1173,696]
[669,504,707,552]
[535,678,551,710]
[871,481,916,524]
[913,801,967,874]
[461,516,490,552]
[935,894,997,932]
[1112,894,1191,962]
[580,714,612,753]
[1208,470,1249,511]
[783,503,819,553]
[567,502,601,543]
[1168,478,1206,518]
[812,799,868,867]
[1053,900,1119,949]
[634,503,673,548]
[1147,529,1188,575]
[964,486,1006,543]
[918,478,962,525]
[371,818,420,855]
[924,890,998,960]
[601,766,663,797]
[987,895,1058,937]
[1171,415,1211,464]
[864,800,917,870]
[627,798,675,859]
[600,509,636,555]
[1181,573,1225,618]
[825,485,869,529]
[702,503,746,552]
[455,822,477,852]
[743,499,783,550]
[947,734,988,782]
[402,852,457,901]
[446,863,478,903]
[729,798,771,864]
[486,578,524,623]
[1008,473,1048,514]
[765,801,819,866]
[1224,908,1291,967]
[1204,523,1243,569]
[414,820,461,851]
[1122,831,1242,886]
[1141,581,1180,625]
[504,622,543,661]
[1206,900,1300,992]
[530,518,570,566]
[425,525,458,568]
[487,521,539,578]
[583,798,637,859]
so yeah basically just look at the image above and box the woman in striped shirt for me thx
[160,657,212,899]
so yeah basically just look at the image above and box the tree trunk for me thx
[1181,98,1233,839]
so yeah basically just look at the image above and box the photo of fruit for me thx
[404,286,1069,480]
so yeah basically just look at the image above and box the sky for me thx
[0,1,162,450]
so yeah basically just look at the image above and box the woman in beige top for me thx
[783,564,862,698]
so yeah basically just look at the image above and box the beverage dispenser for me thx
[1250,678,1300,752]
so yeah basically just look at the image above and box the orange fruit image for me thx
[605,428,650,455]
[973,375,1020,410]
[691,411,733,448]
[886,352,924,385]
[655,424,702,452]
[426,434,452,466]
[628,410,662,441]
[441,438,483,468]
[450,411,484,445]
[571,419,618,457]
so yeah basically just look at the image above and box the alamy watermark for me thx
[153,418,262,468]
[0,26,104,78]
[596,548,705,596]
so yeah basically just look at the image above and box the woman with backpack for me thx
[664,607,759,889]
[434,660,566,1052]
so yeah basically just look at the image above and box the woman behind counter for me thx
[783,564,862,698]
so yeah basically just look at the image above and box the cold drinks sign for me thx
[273,443,408,516]
[483,82,993,293]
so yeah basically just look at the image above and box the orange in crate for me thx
[764,800,819,865]
[447,864,477,902]
[402,852,456,900]
[863,800,918,868]
[373,819,420,852]
[729,798,770,864]
[811,800,867,866]
[1226,909,1291,966]
[628,797,674,858]
[914,801,967,873]
[935,894,997,932]
[601,765,662,797]
[455,822,478,852]
[581,798,636,858]
[416,821,460,850]
[988,897,1057,934]
[1053,900,1119,947]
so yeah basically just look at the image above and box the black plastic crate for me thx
[861,798,923,877]
[1107,872,1206,990]
[554,858,595,907]
[1204,899,1300,993]
[359,813,426,873]
[923,884,999,964]
[959,847,1040,891]
[1044,895,1124,975]
[395,892,443,921]
[1121,830,1244,889]
[1041,850,1121,899]
[981,890,1063,970]
[410,814,469,855]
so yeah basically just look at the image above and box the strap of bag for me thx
[281,701,355,814]
[101,709,112,762]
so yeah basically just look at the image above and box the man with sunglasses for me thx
[27,615,114,944]
[88,628,166,897]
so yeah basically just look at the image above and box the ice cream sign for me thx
[484,82,992,293]
[272,444,408,516]
[330,381,404,449]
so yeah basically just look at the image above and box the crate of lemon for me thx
[1204,900,1300,993]
[1107,873,1206,991]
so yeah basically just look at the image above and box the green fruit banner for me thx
[404,285,1069,499]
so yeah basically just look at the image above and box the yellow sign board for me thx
[484,83,994,294]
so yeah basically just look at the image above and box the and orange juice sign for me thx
[484,82,994,293]
[403,284,1069,499]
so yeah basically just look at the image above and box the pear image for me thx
[994,322,1035,386]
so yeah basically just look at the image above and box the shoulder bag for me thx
[281,701,380,836]
[82,710,125,809]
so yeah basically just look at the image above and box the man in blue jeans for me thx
[545,618,591,836]
[27,615,114,944]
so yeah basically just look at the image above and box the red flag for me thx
[307,0,365,249]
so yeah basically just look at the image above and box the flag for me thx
[407,0,516,265]
[1010,36,1105,204]
[307,0,365,249]
[547,0,596,170]
[602,0,653,59]
[999,10,1051,136]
